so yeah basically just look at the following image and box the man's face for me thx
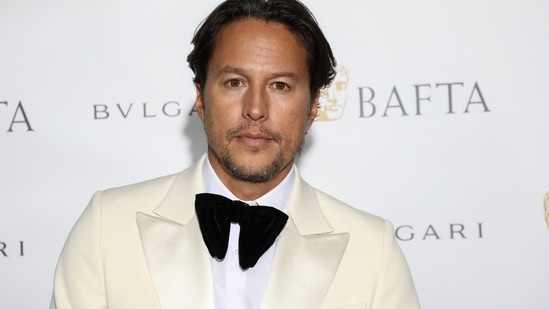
[196,18,317,184]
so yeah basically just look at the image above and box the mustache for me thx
[226,123,283,144]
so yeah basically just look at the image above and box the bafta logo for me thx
[544,192,549,230]
[317,65,349,121]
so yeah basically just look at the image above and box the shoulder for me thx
[78,173,180,218]
[311,189,420,308]
[312,188,390,236]
[100,173,180,202]
[313,188,386,225]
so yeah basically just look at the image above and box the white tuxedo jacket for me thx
[51,156,420,309]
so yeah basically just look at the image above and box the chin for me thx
[224,153,285,184]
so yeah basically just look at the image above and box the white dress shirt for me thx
[202,157,295,309]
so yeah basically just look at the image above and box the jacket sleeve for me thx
[50,192,107,309]
[372,220,421,309]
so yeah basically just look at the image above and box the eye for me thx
[226,79,244,88]
[271,81,290,91]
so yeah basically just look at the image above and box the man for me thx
[51,0,420,308]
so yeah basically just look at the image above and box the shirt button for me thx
[234,248,239,255]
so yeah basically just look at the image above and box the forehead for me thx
[208,18,308,76]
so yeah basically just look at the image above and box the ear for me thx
[195,83,205,122]
[306,90,320,129]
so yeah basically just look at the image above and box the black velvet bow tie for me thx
[194,193,289,269]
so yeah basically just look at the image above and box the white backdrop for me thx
[1,0,549,308]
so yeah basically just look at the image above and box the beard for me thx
[216,149,285,183]
[208,123,304,184]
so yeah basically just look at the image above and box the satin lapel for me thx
[261,219,349,308]
[261,172,350,308]
[136,156,215,309]
[136,212,214,309]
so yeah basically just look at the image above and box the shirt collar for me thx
[202,156,295,213]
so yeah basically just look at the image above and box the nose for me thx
[326,86,337,103]
[242,85,268,122]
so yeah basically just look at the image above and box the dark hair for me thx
[187,0,336,96]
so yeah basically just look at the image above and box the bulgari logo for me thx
[93,101,186,119]
[0,100,33,132]
[0,241,25,257]
[395,223,484,241]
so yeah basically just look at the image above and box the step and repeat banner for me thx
[1,0,548,308]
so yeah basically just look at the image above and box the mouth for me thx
[236,131,274,148]
[228,125,281,148]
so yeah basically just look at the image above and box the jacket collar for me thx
[137,155,349,309]
[152,155,206,225]
[152,154,334,235]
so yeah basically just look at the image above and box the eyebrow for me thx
[217,66,302,82]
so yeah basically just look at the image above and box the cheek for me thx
[278,106,314,136]
[203,90,242,119]
[202,104,239,139]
